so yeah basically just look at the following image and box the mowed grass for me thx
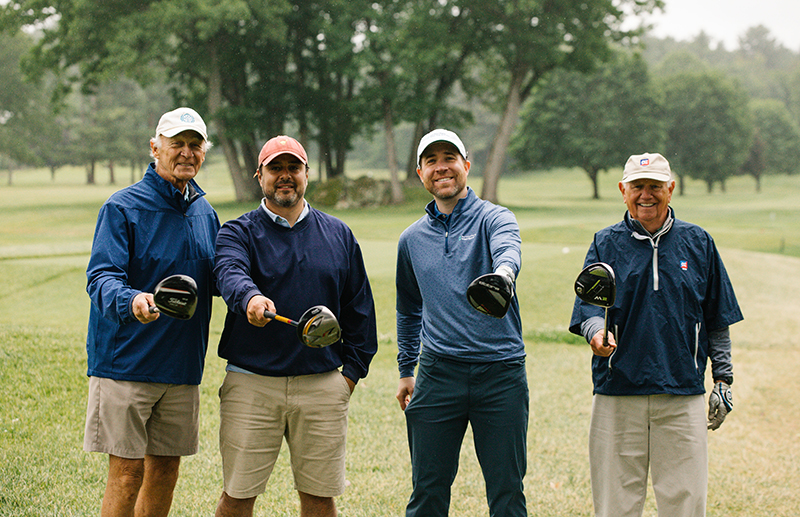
[1,161,799,516]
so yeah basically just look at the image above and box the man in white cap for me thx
[212,135,377,517]
[570,153,742,516]
[395,129,528,516]
[84,107,219,516]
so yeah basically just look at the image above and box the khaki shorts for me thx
[83,376,200,459]
[219,370,351,499]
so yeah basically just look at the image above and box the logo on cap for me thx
[640,158,650,166]
[180,113,195,123]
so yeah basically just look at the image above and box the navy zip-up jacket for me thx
[569,209,743,396]
[214,206,377,383]
[86,164,219,385]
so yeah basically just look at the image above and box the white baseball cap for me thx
[416,129,468,165]
[621,152,672,183]
[155,107,208,141]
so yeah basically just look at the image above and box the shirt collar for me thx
[431,201,449,221]
[626,207,675,239]
[260,199,310,228]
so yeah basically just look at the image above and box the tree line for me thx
[1,1,799,201]
[511,27,800,198]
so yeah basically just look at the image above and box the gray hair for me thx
[150,134,213,160]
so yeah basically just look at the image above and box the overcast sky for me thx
[635,0,800,51]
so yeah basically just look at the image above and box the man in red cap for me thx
[212,136,378,517]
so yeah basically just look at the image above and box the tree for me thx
[511,51,664,199]
[458,0,664,204]
[69,80,160,184]
[659,70,752,194]
[740,99,800,191]
[2,0,303,201]
[0,31,45,170]
[356,0,488,201]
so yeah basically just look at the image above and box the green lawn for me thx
[1,162,799,515]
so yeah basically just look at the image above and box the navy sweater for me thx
[214,206,377,382]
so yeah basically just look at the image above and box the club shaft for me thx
[264,310,298,327]
[602,307,609,347]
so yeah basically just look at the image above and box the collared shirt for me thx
[431,202,449,221]
[259,198,310,227]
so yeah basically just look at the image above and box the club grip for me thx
[149,306,159,314]
[264,310,297,327]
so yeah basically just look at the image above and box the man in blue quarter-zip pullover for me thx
[84,107,219,517]
[569,153,743,517]
[213,135,377,517]
[396,129,528,517]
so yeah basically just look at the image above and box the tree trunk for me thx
[481,70,525,204]
[108,160,115,185]
[587,167,600,200]
[317,146,327,182]
[333,141,346,178]
[405,121,425,186]
[208,45,261,202]
[383,97,404,204]
[87,160,96,185]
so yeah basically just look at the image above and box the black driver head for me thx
[574,262,616,308]
[466,273,513,318]
[296,305,341,348]
[153,274,198,320]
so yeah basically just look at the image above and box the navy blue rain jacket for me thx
[85,165,219,385]
[569,210,743,396]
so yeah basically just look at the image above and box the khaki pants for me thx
[589,394,707,517]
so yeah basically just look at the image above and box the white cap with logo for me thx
[155,107,208,141]
[416,129,468,166]
[621,153,672,183]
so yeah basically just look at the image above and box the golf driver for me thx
[148,274,198,320]
[264,305,341,348]
[574,262,616,347]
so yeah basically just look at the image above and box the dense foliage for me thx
[2,2,799,198]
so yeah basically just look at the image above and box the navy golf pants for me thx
[404,353,529,517]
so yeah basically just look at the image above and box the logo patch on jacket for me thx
[680,260,688,270]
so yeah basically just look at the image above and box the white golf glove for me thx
[707,381,733,431]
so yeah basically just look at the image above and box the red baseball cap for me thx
[258,135,308,168]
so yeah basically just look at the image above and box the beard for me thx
[264,182,303,208]
[427,178,465,200]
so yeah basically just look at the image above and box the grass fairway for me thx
[1,162,799,516]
